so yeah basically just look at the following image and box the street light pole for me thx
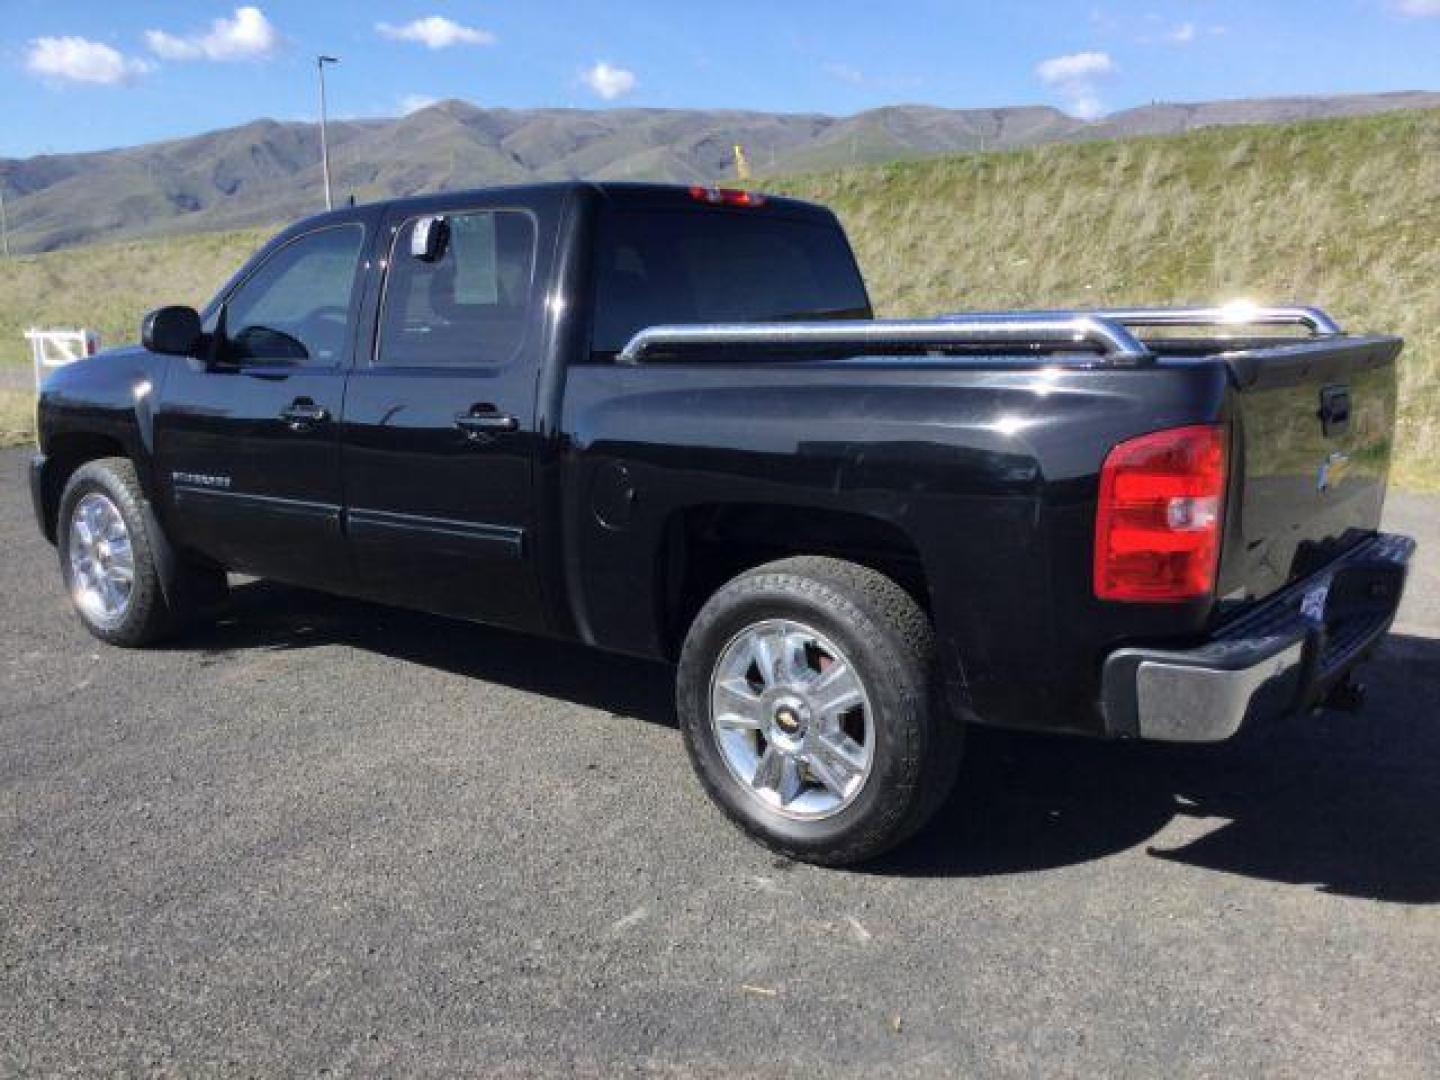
[0,184,10,258]
[316,55,340,211]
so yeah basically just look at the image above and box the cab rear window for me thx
[591,209,870,356]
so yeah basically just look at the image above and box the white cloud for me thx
[26,36,152,85]
[401,94,440,115]
[1392,0,1440,14]
[1035,50,1115,120]
[376,16,495,49]
[1140,21,1225,44]
[1035,50,1115,83]
[145,6,281,61]
[582,61,637,101]
[823,62,865,85]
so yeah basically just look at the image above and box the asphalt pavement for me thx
[2,447,1438,1076]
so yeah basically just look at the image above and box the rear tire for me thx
[56,457,225,647]
[677,556,963,866]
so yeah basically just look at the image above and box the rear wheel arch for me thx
[654,502,934,660]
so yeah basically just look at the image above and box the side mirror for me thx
[141,306,203,356]
[410,215,450,262]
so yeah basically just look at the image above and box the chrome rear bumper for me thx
[1101,533,1414,742]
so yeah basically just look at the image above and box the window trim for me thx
[370,206,541,373]
[210,221,368,372]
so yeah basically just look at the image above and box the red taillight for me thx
[1094,424,1228,602]
[688,185,766,207]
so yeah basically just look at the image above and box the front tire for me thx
[677,557,962,866]
[56,457,221,647]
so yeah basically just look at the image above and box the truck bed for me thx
[618,304,1398,611]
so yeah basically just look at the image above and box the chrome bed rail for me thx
[618,314,1153,366]
[944,304,1343,337]
[617,305,1344,367]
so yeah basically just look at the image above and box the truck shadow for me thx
[879,632,1440,903]
[188,582,1440,904]
[189,579,679,727]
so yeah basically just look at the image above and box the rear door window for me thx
[376,210,537,368]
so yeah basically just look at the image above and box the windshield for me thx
[591,207,871,356]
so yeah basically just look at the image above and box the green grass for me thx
[2,108,1437,484]
[0,388,35,447]
[0,227,273,372]
[0,227,272,447]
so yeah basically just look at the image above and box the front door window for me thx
[220,224,365,366]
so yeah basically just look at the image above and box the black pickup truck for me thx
[30,182,1414,864]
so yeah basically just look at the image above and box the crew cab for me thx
[30,182,1414,864]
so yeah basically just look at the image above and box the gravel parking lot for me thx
[3,446,1438,1076]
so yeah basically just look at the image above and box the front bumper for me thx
[1101,532,1414,742]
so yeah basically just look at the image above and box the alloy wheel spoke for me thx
[809,734,865,795]
[775,755,804,805]
[713,677,763,729]
[749,628,784,689]
[753,744,786,792]
[811,661,864,720]
[781,630,813,684]
[753,746,804,806]
[805,748,852,798]
[108,541,133,576]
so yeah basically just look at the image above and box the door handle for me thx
[454,407,519,438]
[280,398,330,430]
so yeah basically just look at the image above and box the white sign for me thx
[25,328,99,390]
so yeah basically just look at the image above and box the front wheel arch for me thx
[38,433,130,543]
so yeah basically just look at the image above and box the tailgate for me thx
[1218,334,1402,604]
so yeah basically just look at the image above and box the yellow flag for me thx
[733,144,752,183]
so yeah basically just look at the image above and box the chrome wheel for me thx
[709,618,875,820]
[67,492,135,624]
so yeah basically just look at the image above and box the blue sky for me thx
[3,1,1438,158]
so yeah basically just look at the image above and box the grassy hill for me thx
[3,108,1437,486]
[6,92,1437,254]
[0,227,271,367]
